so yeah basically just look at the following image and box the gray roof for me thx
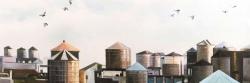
[165,52,182,56]
[4,46,12,49]
[187,47,196,52]
[107,42,129,49]
[137,50,153,55]
[197,40,212,46]
[127,62,146,71]
[18,47,25,50]
[29,46,38,50]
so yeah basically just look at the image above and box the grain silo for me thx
[191,60,213,83]
[29,46,39,59]
[162,52,184,76]
[17,47,27,58]
[211,50,231,75]
[48,40,80,83]
[213,42,236,54]
[197,40,214,63]
[136,50,152,68]
[126,62,147,83]
[106,42,131,69]
[4,46,13,57]
[243,51,250,83]
[149,53,161,68]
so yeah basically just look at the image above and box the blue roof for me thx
[200,70,239,83]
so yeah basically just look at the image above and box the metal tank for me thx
[243,54,250,83]
[29,46,38,59]
[149,53,161,68]
[17,47,27,58]
[106,42,131,69]
[136,50,152,68]
[4,46,13,57]
[211,50,231,75]
[197,40,214,63]
[191,60,213,83]
[213,42,236,54]
[126,62,147,83]
[162,64,179,76]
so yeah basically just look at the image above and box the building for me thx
[191,60,213,83]
[186,47,197,76]
[48,40,80,83]
[197,40,213,63]
[79,62,102,83]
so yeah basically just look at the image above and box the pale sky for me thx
[0,0,250,68]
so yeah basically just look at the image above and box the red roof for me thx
[51,40,79,51]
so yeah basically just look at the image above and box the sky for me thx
[0,0,250,68]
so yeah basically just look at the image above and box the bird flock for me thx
[39,0,73,27]
[38,1,237,27]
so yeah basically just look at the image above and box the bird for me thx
[39,12,46,17]
[232,5,237,8]
[222,10,228,13]
[170,14,175,17]
[69,0,72,5]
[43,23,48,27]
[190,15,195,20]
[63,7,69,11]
[175,9,181,14]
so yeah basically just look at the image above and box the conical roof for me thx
[18,47,25,50]
[165,52,182,56]
[197,40,212,46]
[51,40,79,51]
[200,70,239,83]
[127,62,146,71]
[137,50,152,55]
[29,46,38,50]
[107,42,129,49]
[187,47,196,52]
[4,46,12,49]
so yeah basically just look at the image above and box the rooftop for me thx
[197,39,212,46]
[51,40,79,51]
[200,70,239,83]
[127,62,146,71]
[107,42,129,49]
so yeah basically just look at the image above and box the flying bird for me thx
[69,0,72,5]
[190,15,195,20]
[175,9,181,14]
[63,7,69,11]
[39,12,46,17]
[232,5,237,8]
[43,23,48,27]
[222,10,228,13]
[170,14,175,17]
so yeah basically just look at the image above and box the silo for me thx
[162,64,179,76]
[197,40,213,63]
[149,53,161,68]
[126,62,147,83]
[29,46,39,59]
[191,60,213,83]
[17,47,27,58]
[106,42,131,69]
[136,50,152,68]
[162,52,184,76]
[4,46,12,57]
[243,52,250,83]
[211,50,231,75]
[213,42,236,54]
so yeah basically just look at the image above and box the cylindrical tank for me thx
[106,42,131,69]
[213,42,236,54]
[4,46,13,57]
[126,63,147,83]
[149,53,161,68]
[17,47,27,58]
[211,51,231,75]
[197,40,213,63]
[162,64,180,76]
[136,50,152,68]
[29,46,38,59]
[191,60,213,83]
[163,52,184,76]
[243,56,250,83]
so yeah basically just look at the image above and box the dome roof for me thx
[127,62,146,71]
[107,42,129,49]
[51,40,79,51]
[18,47,25,50]
[187,47,196,52]
[4,46,12,49]
[29,46,38,50]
